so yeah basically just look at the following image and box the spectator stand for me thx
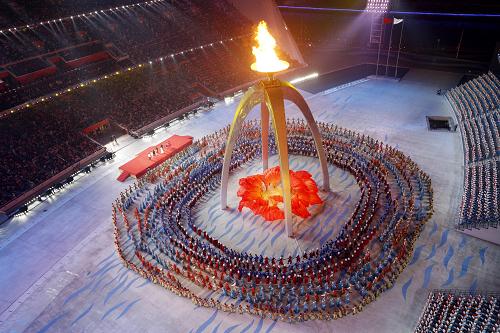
[0,147,110,219]
[0,40,125,110]
[0,0,253,110]
[0,33,296,218]
[0,0,297,223]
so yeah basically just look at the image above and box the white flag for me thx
[393,18,404,25]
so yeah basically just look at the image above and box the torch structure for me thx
[220,21,330,237]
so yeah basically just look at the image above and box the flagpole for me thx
[456,28,464,59]
[385,19,394,76]
[395,20,405,79]
[376,15,383,77]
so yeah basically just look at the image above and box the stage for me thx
[117,134,193,181]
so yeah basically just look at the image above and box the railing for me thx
[0,40,101,68]
[129,100,207,138]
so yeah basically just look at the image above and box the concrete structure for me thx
[0,69,499,333]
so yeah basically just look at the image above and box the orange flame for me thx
[251,21,289,73]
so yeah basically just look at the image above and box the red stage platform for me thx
[117,134,193,181]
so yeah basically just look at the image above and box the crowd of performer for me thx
[111,119,434,322]
[414,290,499,333]
[447,72,500,229]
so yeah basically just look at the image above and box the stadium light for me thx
[290,72,319,84]
[0,0,168,33]
[366,0,390,13]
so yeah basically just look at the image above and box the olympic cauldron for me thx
[221,21,329,237]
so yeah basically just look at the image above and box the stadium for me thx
[0,1,499,332]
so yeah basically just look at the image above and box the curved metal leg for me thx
[220,86,263,209]
[221,79,330,239]
[264,86,294,237]
[261,102,269,172]
[281,82,330,192]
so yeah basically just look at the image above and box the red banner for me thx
[65,51,110,69]
[82,119,109,135]
[14,66,57,84]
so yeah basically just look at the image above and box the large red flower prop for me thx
[237,166,323,221]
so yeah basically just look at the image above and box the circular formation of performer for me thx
[111,119,434,322]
